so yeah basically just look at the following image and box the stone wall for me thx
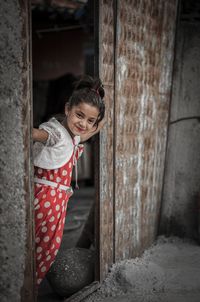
[0,1,29,301]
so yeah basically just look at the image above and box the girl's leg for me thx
[34,187,68,286]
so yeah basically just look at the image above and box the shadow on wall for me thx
[159,192,200,241]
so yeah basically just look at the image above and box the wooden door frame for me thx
[21,0,36,302]
[22,0,179,300]
[21,0,104,300]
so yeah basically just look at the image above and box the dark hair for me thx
[67,75,105,128]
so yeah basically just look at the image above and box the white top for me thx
[33,117,82,169]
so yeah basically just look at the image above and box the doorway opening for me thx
[31,1,99,300]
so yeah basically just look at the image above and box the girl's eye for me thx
[76,113,82,118]
[88,119,95,124]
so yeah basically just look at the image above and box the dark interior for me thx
[31,1,97,300]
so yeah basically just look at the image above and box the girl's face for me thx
[65,102,99,137]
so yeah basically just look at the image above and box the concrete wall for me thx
[0,1,29,301]
[160,13,200,238]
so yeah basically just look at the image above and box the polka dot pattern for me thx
[36,247,42,253]
[34,143,84,285]
[44,201,50,208]
[62,169,67,176]
[44,236,50,242]
[37,213,43,219]
[41,226,47,233]
[39,261,44,268]
[51,225,56,231]
[46,255,51,261]
[34,198,39,205]
[49,216,55,222]
[56,177,61,183]
[48,209,52,216]
[56,236,61,243]
[35,237,40,243]
[37,278,42,285]
[50,190,56,197]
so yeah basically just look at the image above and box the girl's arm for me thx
[80,119,105,142]
[33,128,49,142]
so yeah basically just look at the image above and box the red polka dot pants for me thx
[34,184,69,286]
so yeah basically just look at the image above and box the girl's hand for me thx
[80,119,106,142]
[33,128,49,142]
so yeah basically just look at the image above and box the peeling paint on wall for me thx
[114,0,178,261]
[99,0,178,278]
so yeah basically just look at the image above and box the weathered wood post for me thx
[0,1,35,301]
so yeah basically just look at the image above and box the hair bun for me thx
[74,75,105,100]
[97,84,105,99]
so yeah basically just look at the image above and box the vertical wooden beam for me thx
[114,0,178,261]
[98,0,115,280]
[20,1,36,301]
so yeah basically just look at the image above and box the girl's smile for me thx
[64,102,99,137]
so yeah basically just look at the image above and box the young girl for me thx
[33,75,105,286]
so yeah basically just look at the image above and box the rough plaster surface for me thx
[83,237,200,302]
[0,1,27,302]
[160,23,200,238]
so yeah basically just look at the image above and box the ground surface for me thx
[38,187,200,302]
[83,237,200,302]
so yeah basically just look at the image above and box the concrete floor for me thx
[83,237,200,302]
[87,292,200,302]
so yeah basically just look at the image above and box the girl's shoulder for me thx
[33,118,82,170]
[39,117,69,142]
